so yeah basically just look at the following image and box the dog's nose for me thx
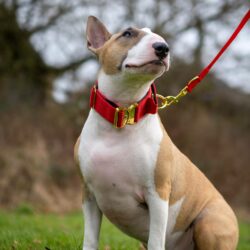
[152,42,169,59]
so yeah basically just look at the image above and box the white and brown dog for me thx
[74,16,239,250]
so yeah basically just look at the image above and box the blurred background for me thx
[0,0,249,219]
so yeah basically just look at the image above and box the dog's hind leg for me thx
[193,198,238,250]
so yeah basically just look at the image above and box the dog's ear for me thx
[86,16,111,54]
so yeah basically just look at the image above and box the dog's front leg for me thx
[146,190,169,250]
[83,197,102,250]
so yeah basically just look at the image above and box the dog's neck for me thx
[98,69,155,107]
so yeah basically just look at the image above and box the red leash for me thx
[158,9,250,109]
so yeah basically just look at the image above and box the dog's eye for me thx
[122,31,132,37]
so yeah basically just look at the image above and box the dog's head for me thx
[86,16,170,82]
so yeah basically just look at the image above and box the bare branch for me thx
[49,55,94,76]
[28,5,73,34]
[173,2,242,36]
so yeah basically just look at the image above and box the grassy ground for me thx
[0,208,249,250]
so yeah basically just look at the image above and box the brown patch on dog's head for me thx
[98,28,147,74]
[86,16,147,74]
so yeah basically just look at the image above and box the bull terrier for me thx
[74,16,239,250]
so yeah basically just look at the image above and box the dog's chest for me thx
[78,110,162,221]
[79,110,163,192]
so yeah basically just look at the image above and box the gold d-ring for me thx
[156,94,169,109]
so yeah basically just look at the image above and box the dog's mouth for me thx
[125,60,166,68]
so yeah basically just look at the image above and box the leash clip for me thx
[157,86,188,110]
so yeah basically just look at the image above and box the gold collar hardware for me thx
[114,103,138,128]
[156,76,200,109]
[157,86,188,109]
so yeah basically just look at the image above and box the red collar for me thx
[89,84,158,128]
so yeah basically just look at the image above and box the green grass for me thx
[0,210,139,250]
[0,209,249,250]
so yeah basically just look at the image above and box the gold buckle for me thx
[114,103,138,128]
